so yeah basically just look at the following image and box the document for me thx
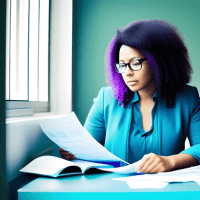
[126,180,169,189]
[39,112,129,165]
[114,165,200,189]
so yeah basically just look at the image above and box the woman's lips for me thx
[127,81,137,86]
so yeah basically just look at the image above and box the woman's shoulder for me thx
[177,85,199,98]
[92,86,118,113]
[100,86,113,92]
[176,85,199,105]
[96,86,114,98]
[93,86,117,106]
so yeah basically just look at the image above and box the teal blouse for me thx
[84,85,200,164]
[128,91,165,163]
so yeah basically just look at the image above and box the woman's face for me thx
[119,45,155,93]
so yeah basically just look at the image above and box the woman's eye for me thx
[131,61,140,66]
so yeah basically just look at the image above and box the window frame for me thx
[6,0,51,118]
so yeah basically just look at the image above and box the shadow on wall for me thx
[6,120,53,183]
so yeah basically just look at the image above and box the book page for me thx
[19,156,82,177]
[38,112,128,165]
[72,159,114,173]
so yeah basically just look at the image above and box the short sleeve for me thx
[84,87,106,145]
[180,87,200,163]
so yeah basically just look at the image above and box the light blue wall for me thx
[72,0,200,125]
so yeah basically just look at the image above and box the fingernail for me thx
[136,167,140,171]
[136,167,140,173]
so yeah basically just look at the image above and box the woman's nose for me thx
[124,65,134,75]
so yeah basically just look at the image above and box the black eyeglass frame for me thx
[114,58,147,73]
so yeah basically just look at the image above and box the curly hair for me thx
[105,20,193,108]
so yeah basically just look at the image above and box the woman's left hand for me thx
[136,153,175,174]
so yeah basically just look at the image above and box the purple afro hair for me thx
[105,20,192,108]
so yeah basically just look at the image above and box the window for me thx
[6,0,50,117]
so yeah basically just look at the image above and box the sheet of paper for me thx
[155,165,200,176]
[114,174,200,182]
[39,112,128,165]
[126,180,169,189]
[196,181,200,186]
[115,165,200,180]
[114,165,200,188]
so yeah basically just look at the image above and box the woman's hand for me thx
[136,153,175,174]
[59,147,76,160]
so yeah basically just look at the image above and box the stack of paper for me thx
[114,165,200,189]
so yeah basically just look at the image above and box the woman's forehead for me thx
[119,45,131,52]
[119,45,144,59]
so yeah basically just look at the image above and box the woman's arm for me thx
[59,147,76,160]
[84,88,106,145]
[136,153,199,174]
[137,87,200,174]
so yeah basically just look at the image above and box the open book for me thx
[19,156,114,178]
[20,155,141,178]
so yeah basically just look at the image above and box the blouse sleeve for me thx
[180,87,200,163]
[83,87,106,145]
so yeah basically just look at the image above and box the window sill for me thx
[6,112,69,124]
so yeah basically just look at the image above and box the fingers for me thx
[59,147,76,160]
[136,153,152,173]
[149,163,165,174]
[137,153,161,174]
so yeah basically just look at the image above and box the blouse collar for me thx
[131,90,160,104]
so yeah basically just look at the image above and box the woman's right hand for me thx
[59,147,76,160]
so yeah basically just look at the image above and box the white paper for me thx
[126,180,169,189]
[114,174,200,183]
[196,181,200,186]
[155,165,200,176]
[114,165,200,189]
[39,112,128,164]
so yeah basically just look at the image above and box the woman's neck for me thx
[137,81,157,102]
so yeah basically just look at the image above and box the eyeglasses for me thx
[114,58,147,73]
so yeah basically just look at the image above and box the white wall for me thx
[6,120,53,183]
[50,0,72,114]
[6,0,73,183]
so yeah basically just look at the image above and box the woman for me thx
[60,20,200,174]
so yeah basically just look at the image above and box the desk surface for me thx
[18,173,200,200]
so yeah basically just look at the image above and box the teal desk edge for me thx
[18,173,200,200]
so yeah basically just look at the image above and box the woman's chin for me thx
[127,85,139,92]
